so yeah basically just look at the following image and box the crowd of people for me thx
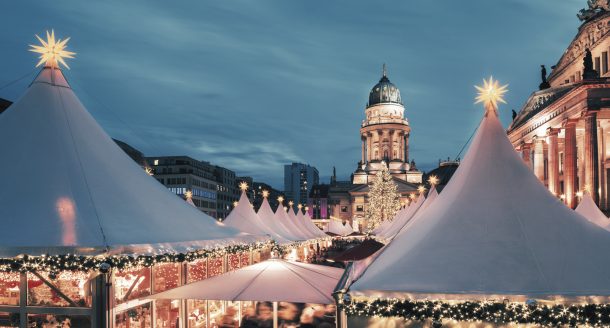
[216,302,336,328]
[309,238,364,268]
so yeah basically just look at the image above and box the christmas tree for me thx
[365,162,401,232]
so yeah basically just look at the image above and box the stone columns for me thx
[521,142,532,167]
[367,133,373,161]
[404,133,409,162]
[361,135,366,163]
[584,111,600,202]
[533,137,546,181]
[388,130,394,160]
[564,119,578,208]
[547,128,560,196]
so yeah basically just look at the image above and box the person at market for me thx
[240,305,258,328]
[218,306,238,328]
[278,302,300,328]
[255,302,273,328]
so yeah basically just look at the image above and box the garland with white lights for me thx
[0,240,276,274]
[341,298,610,326]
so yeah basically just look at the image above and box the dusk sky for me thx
[0,1,587,189]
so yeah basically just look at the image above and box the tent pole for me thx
[273,301,278,328]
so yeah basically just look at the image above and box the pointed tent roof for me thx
[575,193,610,230]
[298,209,326,238]
[286,207,312,239]
[0,67,262,256]
[223,191,271,236]
[273,204,304,241]
[257,198,295,242]
[325,219,351,236]
[350,109,610,300]
[377,194,425,240]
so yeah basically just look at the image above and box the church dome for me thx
[367,65,402,107]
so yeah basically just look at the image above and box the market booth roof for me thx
[575,193,610,231]
[148,259,344,304]
[0,67,266,257]
[349,106,610,301]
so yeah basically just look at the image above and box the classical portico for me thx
[508,6,610,209]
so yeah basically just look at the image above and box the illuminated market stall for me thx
[337,78,610,327]
[0,31,272,328]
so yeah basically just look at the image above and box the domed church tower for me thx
[353,65,423,184]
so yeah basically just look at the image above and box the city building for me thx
[308,184,331,220]
[423,159,460,193]
[353,65,423,184]
[114,139,147,167]
[213,165,239,220]
[507,3,610,209]
[146,156,219,217]
[238,176,285,211]
[325,66,424,230]
[284,162,319,206]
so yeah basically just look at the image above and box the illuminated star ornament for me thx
[262,190,270,198]
[239,181,249,191]
[277,196,284,203]
[417,185,426,194]
[185,190,193,199]
[475,77,508,111]
[428,175,439,186]
[29,30,76,69]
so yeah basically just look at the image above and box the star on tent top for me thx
[475,77,508,111]
[29,30,76,69]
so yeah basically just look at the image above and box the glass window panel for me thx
[0,273,20,305]
[27,313,90,328]
[152,263,181,293]
[207,300,224,328]
[155,299,181,328]
[0,312,19,328]
[228,254,240,271]
[27,271,91,307]
[113,267,151,305]
[239,253,250,268]
[187,259,207,283]
[207,257,224,277]
[187,300,207,328]
[115,302,151,328]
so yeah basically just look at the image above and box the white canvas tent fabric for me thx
[325,219,351,236]
[299,210,326,238]
[185,197,197,208]
[257,198,297,242]
[395,187,438,238]
[148,259,344,304]
[575,194,610,231]
[376,195,425,240]
[372,207,404,235]
[0,67,264,256]
[223,191,273,236]
[292,209,316,239]
[350,109,610,301]
[287,207,312,239]
[274,206,305,241]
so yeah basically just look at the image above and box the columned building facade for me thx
[508,5,610,209]
[353,65,423,184]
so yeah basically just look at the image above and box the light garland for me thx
[0,240,276,274]
[341,298,610,326]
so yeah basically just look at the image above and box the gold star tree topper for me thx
[29,30,76,69]
[475,77,508,111]
[239,181,249,192]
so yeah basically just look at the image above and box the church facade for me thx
[507,3,610,209]
[327,67,423,230]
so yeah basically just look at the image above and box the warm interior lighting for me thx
[29,30,76,69]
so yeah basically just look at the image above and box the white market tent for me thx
[148,259,344,304]
[575,193,610,231]
[298,210,326,238]
[274,205,307,241]
[257,198,297,242]
[376,194,426,240]
[223,191,274,236]
[325,219,352,236]
[349,108,610,301]
[395,187,438,238]
[0,67,265,257]
[287,206,312,239]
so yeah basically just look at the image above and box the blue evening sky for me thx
[0,1,586,188]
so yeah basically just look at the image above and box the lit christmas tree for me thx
[365,162,401,232]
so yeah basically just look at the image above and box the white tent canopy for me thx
[257,198,296,242]
[148,259,344,304]
[350,109,610,301]
[273,204,304,241]
[286,207,312,239]
[223,191,273,236]
[377,194,426,240]
[325,219,352,236]
[298,210,326,238]
[0,67,263,256]
[575,193,610,231]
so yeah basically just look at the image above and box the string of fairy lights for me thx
[341,298,610,326]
